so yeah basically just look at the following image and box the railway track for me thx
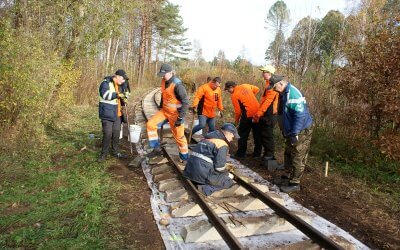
[131,88,368,250]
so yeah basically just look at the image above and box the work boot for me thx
[280,183,300,193]
[263,156,276,161]
[113,152,128,159]
[146,146,162,159]
[197,185,205,195]
[272,175,289,186]
[276,163,286,171]
[97,154,107,162]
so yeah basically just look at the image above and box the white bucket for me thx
[193,119,202,135]
[129,125,141,143]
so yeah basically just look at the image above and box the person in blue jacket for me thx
[98,69,129,162]
[183,123,240,196]
[272,76,313,193]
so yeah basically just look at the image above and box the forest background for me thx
[0,0,399,248]
[1,0,398,179]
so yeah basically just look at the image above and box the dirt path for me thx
[106,144,164,249]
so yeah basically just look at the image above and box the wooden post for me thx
[324,161,329,177]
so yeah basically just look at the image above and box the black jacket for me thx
[183,130,230,185]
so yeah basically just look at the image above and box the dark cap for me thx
[270,75,284,85]
[115,69,129,80]
[224,81,237,90]
[221,123,240,139]
[157,64,173,77]
[212,77,221,83]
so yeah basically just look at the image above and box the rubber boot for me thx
[146,146,162,159]
[280,183,300,193]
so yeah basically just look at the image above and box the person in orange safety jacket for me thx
[224,81,262,158]
[146,64,189,161]
[191,77,224,136]
[252,65,281,160]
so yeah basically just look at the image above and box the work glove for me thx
[290,135,299,146]
[118,93,126,99]
[174,116,183,127]
[190,106,197,114]
[218,110,224,118]
[225,163,235,172]
[228,173,234,179]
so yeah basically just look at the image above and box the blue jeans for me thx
[192,115,216,135]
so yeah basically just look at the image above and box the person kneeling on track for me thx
[183,123,240,196]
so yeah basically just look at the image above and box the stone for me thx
[148,156,168,165]
[158,178,181,192]
[151,164,173,175]
[183,212,311,243]
[153,172,177,183]
[172,195,268,217]
[128,156,144,168]
[165,188,189,202]
[210,183,269,198]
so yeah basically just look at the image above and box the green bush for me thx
[310,127,400,185]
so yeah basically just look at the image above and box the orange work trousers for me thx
[146,110,188,160]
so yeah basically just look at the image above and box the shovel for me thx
[186,110,196,144]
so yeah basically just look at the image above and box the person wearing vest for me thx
[272,77,313,193]
[183,123,240,196]
[98,69,129,162]
[224,81,262,159]
[146,64,189,161]
[252,65,281,161]
[191,77,224,136]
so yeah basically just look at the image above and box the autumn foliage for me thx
[335,1,400,160]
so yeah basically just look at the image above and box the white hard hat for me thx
[259,65,276,74]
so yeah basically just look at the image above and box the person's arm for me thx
[192,85,205,108]
[256,88,278,116]
[214,145,228,171]
[231,95,241,123]
[174,84,189,118]
[99,81,117,100]
[287,91,307,136]
[251,85,260,95]
[217,88,223,111]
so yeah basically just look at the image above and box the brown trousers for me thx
[284,127,313,184]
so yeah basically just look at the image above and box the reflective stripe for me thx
[166,103,182,108]
[191,152,213,164]
[287,97,306,104]
[148,135,158,140]
[148,131,158,135]
[215,166,226,172]
[99,99,118,105]
[99,80,117,104]
[103,90,110,100]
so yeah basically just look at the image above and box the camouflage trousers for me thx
[284,126,313,184]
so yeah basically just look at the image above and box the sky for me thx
[169,0,354,65]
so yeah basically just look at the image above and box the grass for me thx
[0,105,121,249]
[308,127,400,209]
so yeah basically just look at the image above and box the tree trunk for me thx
[138,11,148,87]
[106,36,113,73]
[112,37,120,68]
